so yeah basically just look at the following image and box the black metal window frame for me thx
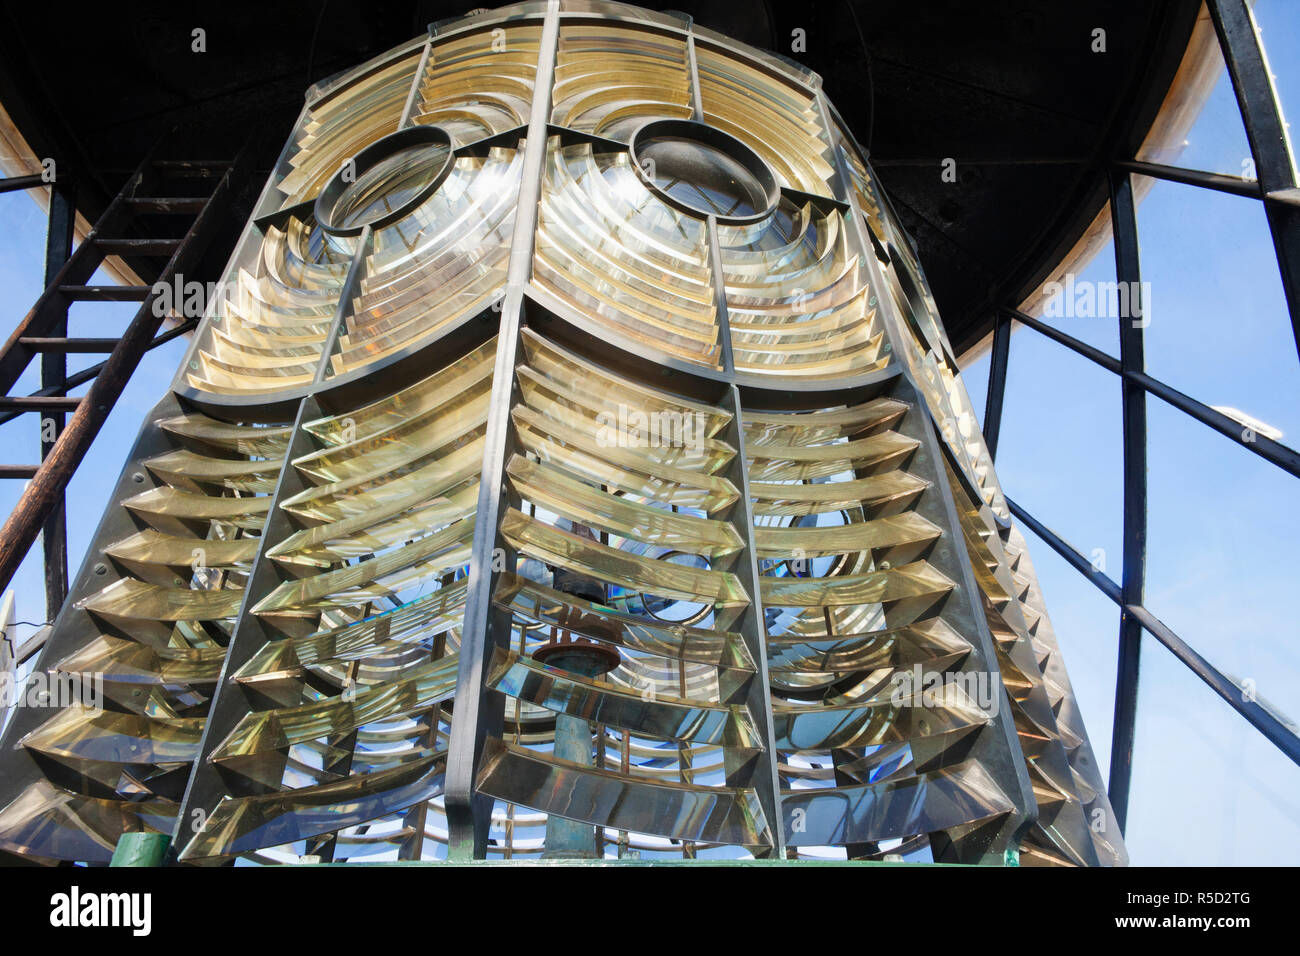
[980,0,1300,833]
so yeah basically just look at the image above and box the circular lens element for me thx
[639,551,714,625]
[629,119,778,225]
[315,126,454,236]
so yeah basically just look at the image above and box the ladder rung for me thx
[0,321,196,427]
[57,284,151,302]
[19,337,120,353]
[0,465,40,479]
[0,174,45,194]
[94,237,183,256]
[125,197,208,214]
[0,396,81,411]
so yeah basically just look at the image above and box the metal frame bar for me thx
[438,5,802,861]
[1002,307,1120,372]
[891,380,1039,862]
[983,4,1300,840]
[397,36,433,129]
[171,396,324,860]
[1005,498,1122,604]
[165,320,495,863]
[982,310,1010,461]
[444,0,561,860]
[708,216,785,855]
[685,18,704,122]
[1106,169,1147,833]
[1006,496,1300,769]
[0,173,44,193]
[1005,305,1300,477]
[311,226,371,384]
[818,89,1038,861]
[1113,159,1262,199]
[40,181,74,618]
[1208,0,1300,362]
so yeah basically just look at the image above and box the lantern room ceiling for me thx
[0,0,1201,356]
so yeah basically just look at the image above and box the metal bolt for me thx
[132,472,146,483]
[93,563,107,575]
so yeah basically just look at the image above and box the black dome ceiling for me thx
[0,0,1199,354]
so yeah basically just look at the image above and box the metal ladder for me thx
[0,147,248,620]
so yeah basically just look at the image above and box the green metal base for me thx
[110,832,171,867]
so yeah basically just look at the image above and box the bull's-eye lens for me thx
[630,119,778,225]
[315,126,454,236]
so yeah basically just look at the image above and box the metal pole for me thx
[1107,169,1148,834]
[705,199,786,855]
[443,0,560,860]
[1208,0,1300,362]
[542,713,601,858]
[1113,159,1261,199]
[40,181,75,619]
[982,311,1011,461]
[1007,305,1300,478]
[0,174,45,193]
[715,384,787,857]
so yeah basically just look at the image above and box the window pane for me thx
[1135,174,1300,444]
[961,349,990,428]
[1145,398,1300,725]
[1128,631,1300,865]
[1136,11,1255,179]
[1025,206,1120,358]
[997,326,1125,569]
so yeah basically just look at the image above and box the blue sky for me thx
[2,7,1298,865]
